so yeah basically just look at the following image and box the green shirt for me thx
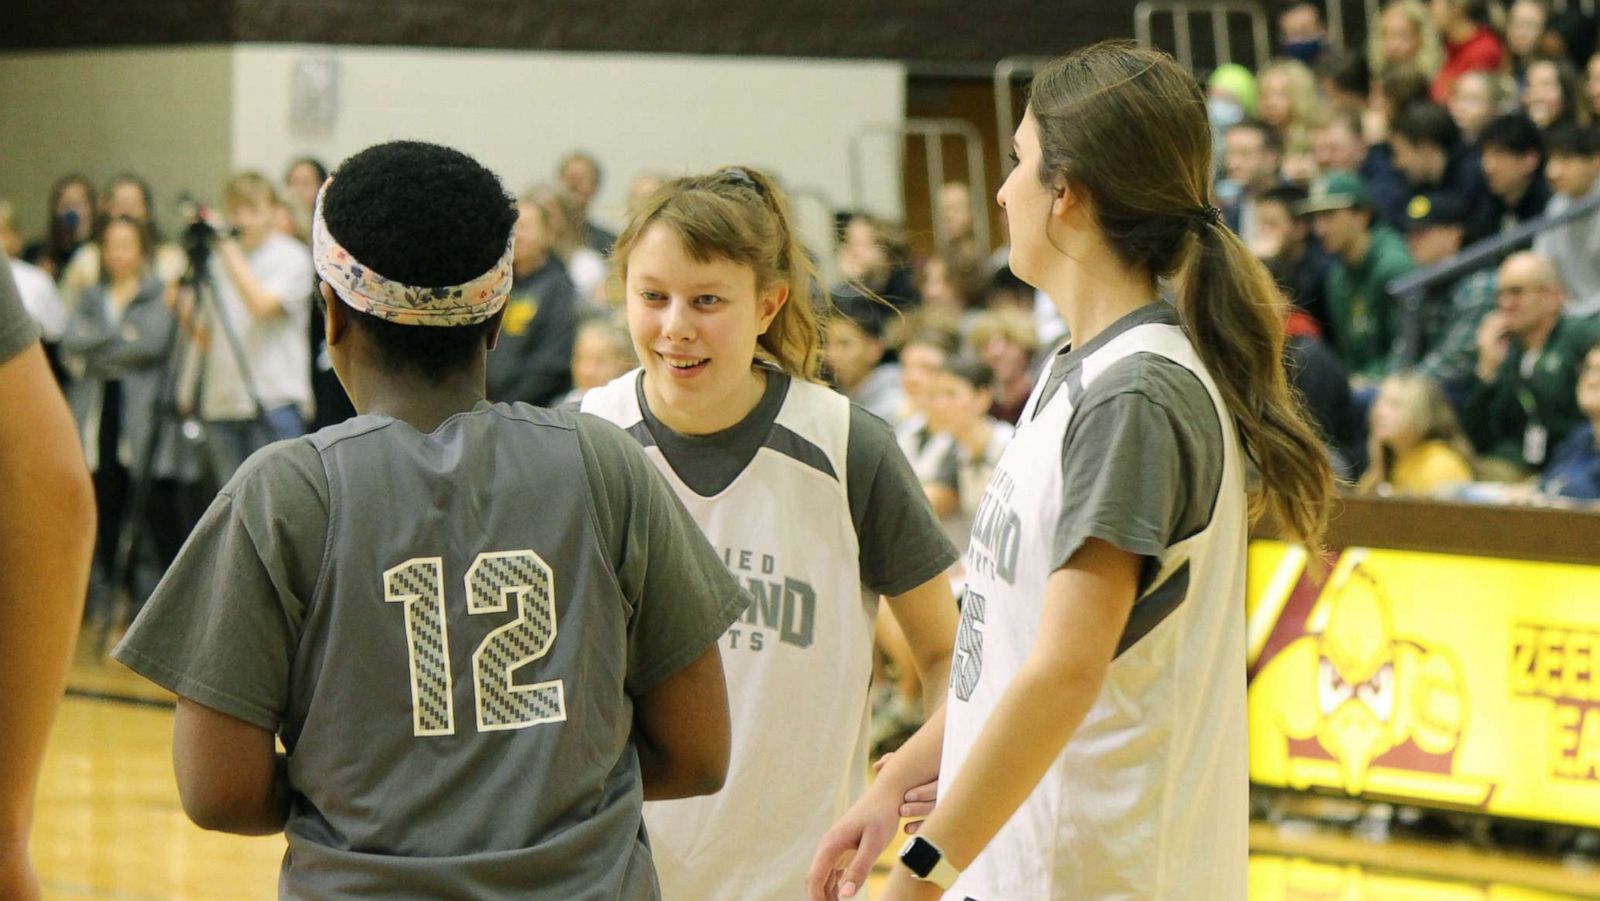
[1463,314,1600,471]
[1325,225,1415,379]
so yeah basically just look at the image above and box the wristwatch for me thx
[898,834,960,889]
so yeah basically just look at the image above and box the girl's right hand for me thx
[805,779,904,901]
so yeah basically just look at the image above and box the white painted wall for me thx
[0,47,234,242]
[230,45,906,271]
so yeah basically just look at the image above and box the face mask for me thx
[1283,38,1326,65]
[1208,98,1246,131]
[58,208,80,234]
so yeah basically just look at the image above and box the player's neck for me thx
[1040,247,1158,350]
[352,366,488,433]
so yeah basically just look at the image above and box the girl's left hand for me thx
[877,868,945,901]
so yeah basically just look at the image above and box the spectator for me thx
[485,194,580,407]
[1465,251,1600,472]
[1448,70,1511,145]
[1406,193,1499,393]
[1506,0,1552,84]
[1372,1,1444,79]
[0,200,66,344]
[189,172,314,482]
[1317,48,1373,112]
[626,171,667,214]
[895,326,961,483]
[58,217,184,610]
[833,212,918,310]
[1207,64,1258,154]
[560,317,636,405]
[1523,57,1592,129]
[25,174,96,280]
[525,183,608,302]
[1370,65,1436,144]
[280,156,328,242]
[1278,1,1329,65]
[1475,113,1552,239]
[1256,185,1335,334]
[937,181,981,267]
[1534,123,1600,318]
[1587,51,1600,119]
[923,355,1015,545]
[967,307,1038,424]
[918,253,982,324]
[1301,171,1416,381]
[1429,0,1507,103]
[823,301,903,422]
[1310,108,1411,226]
[1258,59,1321,181]
[557,150,616,254]
[1359,372,1477,494]
[1390,102,1494,241]
[61,174,187,300]
[1284,308,1363,478]
[1540,336,1600,499]
[1222,119,1285,245]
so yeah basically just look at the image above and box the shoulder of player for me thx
[1081,351,1209,409]
[221,435,329,509]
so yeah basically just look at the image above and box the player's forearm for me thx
[911,654,1106,872]
[0,347,96,842]
[874,704,946,798]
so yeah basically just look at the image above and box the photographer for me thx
[182,173,313,481]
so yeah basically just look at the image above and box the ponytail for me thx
[1183,220,1336,552]
[741,168,824,381]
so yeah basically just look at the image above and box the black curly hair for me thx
[319,141,517,382]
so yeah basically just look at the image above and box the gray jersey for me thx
[115,402,747,900]
[0,253,41,364]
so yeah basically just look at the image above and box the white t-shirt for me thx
[199,233,313,421]
[10,258,66,340]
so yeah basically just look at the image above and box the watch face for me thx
[900,836,940,878]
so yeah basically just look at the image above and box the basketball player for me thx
[112,141,748,899]
[582,166,960,900]
[809,44,1336,900]
[0,253,97,901]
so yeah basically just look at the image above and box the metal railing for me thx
[1134,0,1271,73]
[1385,192,1600,364]
[847,118,990,258]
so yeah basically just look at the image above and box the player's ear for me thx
[483,308,505,352]
[321,283,348,345]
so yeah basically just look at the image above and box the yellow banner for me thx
[1247,543,1600,827]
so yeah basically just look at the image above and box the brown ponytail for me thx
[1028,41,1335,551]
[609,166,824,380]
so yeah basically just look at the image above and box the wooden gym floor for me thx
[30,643,1600,900]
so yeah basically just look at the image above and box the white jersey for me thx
[582,370,874,901]
[940,318,1249,900]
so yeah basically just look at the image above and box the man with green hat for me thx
[1299,171,1416,382]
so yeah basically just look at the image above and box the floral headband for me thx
[311,179,513,327]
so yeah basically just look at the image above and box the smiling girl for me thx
[580,167,960,900]
[809,42,1336,901]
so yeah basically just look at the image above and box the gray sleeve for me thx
[847,406,962,596]
[573,414,749,696]
[930,441,960,492]
[1051,356,1223,585]
[0,254,41,364]
[112,440,329,731]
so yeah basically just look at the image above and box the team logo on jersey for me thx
[720,545,816,652]
[968,469,1022,586]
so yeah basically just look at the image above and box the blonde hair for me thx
[1258,58,1320,158]
[610,167,823,379]
[223,172,279,211]
[967,308,1039,357]
[1370,0,1445,78]
[1359,373,1476,492]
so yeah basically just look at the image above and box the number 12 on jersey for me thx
[383,550,568,737]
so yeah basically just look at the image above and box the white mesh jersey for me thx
[939,321,1249,900]
[582,370,873,901]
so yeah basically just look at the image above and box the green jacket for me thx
[1325,225,1415,379]
[1463,314,1600,471]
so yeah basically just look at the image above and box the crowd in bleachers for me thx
[6,5,1600,711]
